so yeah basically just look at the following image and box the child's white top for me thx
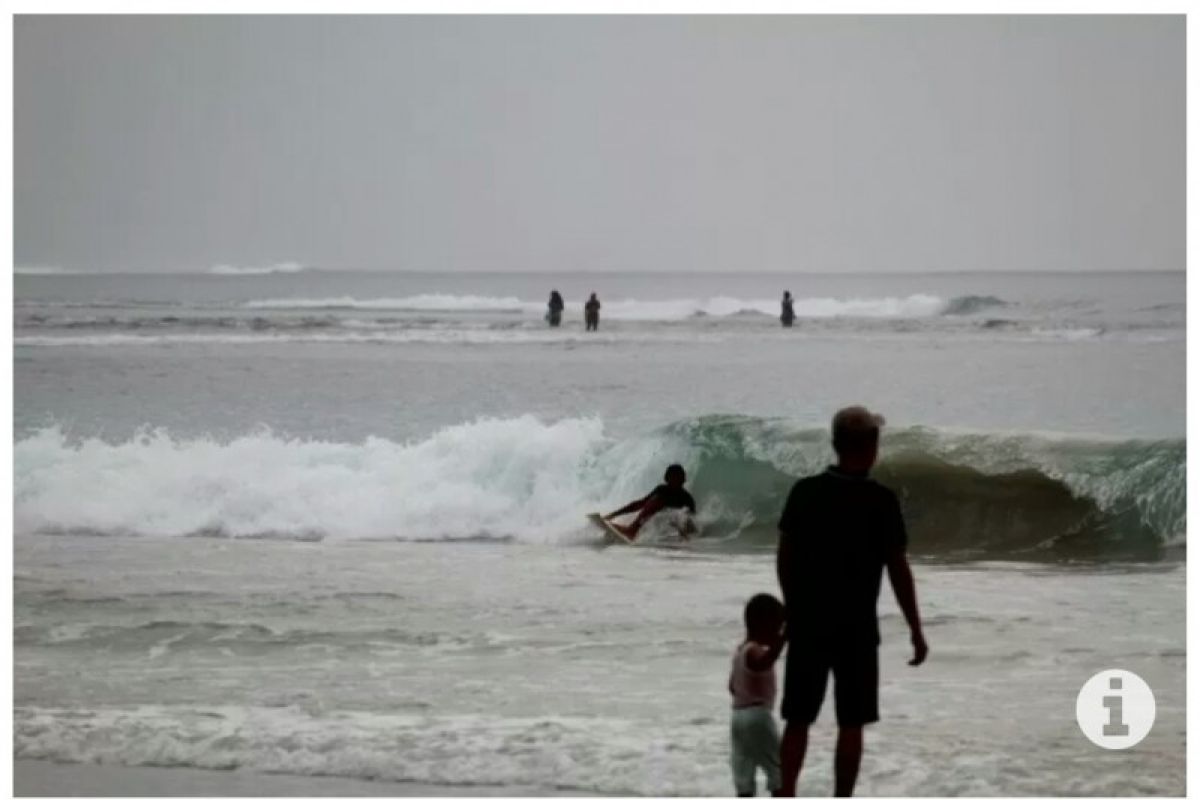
[730,640,777,710]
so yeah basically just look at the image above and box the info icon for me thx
[1075,669,1155,749]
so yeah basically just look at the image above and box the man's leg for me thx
[621,498,665,539]
[830,646,877,797]
[834,727,863,797]
[778,721,808,797]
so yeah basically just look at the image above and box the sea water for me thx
[13,269,1186,794]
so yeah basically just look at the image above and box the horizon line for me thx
[13,267,1187,277]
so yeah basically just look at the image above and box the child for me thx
[729,593,787,797]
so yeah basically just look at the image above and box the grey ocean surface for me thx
[14,270,1186,795]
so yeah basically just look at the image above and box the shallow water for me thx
[14,537,1185,795]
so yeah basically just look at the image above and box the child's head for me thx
[663,463,687,487]
[743,593,785,642]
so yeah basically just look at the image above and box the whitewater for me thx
[14,269,1186,795]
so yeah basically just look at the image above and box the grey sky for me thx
[15,15,1183,273]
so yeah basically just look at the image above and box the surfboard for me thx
[587,513,636,545]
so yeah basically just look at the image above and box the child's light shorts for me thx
[730,705,781,796]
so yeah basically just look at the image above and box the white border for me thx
[5,1,1196,14]
[6,7,1192,800]
[1183,11,1194,800]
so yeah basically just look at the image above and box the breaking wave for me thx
[942,294,1007,315]
[14,415,1183,562]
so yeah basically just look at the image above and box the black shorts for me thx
[781,645,879,727]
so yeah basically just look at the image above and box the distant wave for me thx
[17,314,345,332]
[13,329,721,347]
[942,294,1008,315]
[241,293,963,320]
[14,266,81,276]
[244,294,534,312]
[209,262,306,276]
[14,415,1183,562]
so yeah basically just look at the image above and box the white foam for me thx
[13,705,725,795]
[15,265,81,275]
[209,262,307,276]
[13,418,675,542]
[1028,326,1104,341]
[243,294,536,312]
[13,329,721,347]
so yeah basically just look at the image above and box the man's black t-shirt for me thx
[777,467,907,647]
[647,484,696,513]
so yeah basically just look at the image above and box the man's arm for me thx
[776,529,792,609]
[606,492,651,519]
[776,484,798,608]
[886,550,927,666]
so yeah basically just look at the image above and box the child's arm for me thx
[745,628,787,672]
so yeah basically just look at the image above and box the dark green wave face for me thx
[651,415,1184,563]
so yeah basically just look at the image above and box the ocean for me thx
[13,269,1186,795]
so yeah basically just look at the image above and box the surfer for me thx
[547,290,564,327]
[605,463,696,540]
[781,291,795,328]
[585,293,601,331]
[775,406,927,797]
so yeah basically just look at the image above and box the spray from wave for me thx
[14,416,1183,562]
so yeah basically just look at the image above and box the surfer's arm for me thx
[775,483,801,608]
[606,496,648,519]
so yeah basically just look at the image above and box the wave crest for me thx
[14,416,1182,562]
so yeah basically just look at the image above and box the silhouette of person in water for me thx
[547,290,564,328]
[605,463,696,540]
[584,293,601,331]
[776,407,927,797]
[781,291,795,328]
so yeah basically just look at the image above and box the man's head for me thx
[831,405,885,471]
[744,593,785,642]
[663,463,687,487]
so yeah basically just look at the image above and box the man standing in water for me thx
[780,291,795,327]
[547,290,564,327]
[776,407,927,797]
[584,292,601,331]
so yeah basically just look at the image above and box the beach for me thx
[14,269,1186,795]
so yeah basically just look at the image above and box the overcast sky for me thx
[14,15,1184,273]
